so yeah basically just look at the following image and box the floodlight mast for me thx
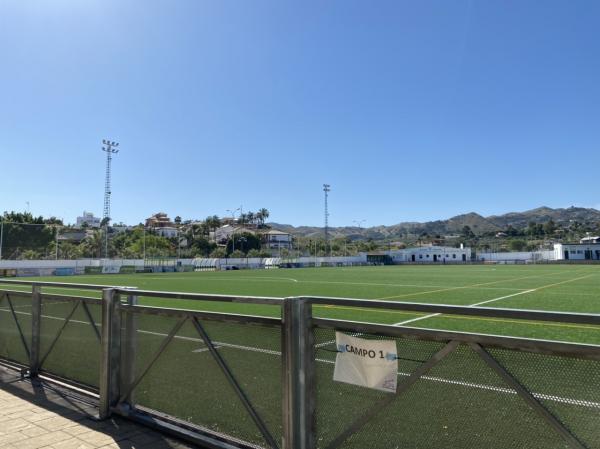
[102,139,119,258]
[323,184,331,256]
[102,139,119,223]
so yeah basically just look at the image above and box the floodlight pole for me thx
[323,184,331,256]
[0,219,3,261]
[102,139,119,259]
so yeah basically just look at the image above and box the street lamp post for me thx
[226,207,241,253]
[352,220,366,257]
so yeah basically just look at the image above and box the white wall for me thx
[477,251,555,262]
[554,244,600,260]
[389,246,471,263]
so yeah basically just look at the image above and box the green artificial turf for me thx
[2,264,600,449]
[2,264,600,343]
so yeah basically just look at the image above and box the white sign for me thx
[333,332,398,393]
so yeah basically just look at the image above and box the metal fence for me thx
[1,279,600,449]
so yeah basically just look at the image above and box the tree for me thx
[205,215,221,233]
[247,248,262,257]
[509,239,527,251]
[210,247,227,258]
[174,216,182,225]
[229,249,245,258]
[58,242,83,259]
[189,236,214,257]
[256,208,270,227]
[81,230,104,258]
[0,211,55,259]
[133,234,173,257]
[461,226,475,239]
[505,225,519,237]
[226,232,261,255]
[526,221,544,237]
[21,249,40,260]
[543,220,556,236]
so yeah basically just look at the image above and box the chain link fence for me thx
[312,325,599,449]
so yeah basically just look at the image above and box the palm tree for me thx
[204,216,221,235]
[82,230,103,258]
[257,208,270,227]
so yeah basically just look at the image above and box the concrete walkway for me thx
[0,365,197,449]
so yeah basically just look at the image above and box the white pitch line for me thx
[142,276,300,283]
[136,329,283,356]
[314,356,600,409]
[393,272,597,326]
[393,289,537,326]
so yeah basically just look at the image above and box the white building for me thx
[213,225,244,244]
[554,243,600,261]
[155,227,179,238]
[76,211,101,228]
[580,236,600,244]
[387,245,471,263]
[263,230,292,250]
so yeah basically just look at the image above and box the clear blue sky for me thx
[1,1,599,227]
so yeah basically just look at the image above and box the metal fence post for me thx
[282,297,316,449]
[99,288,121,419]
[30,285,42,377]
[120,290,138,410]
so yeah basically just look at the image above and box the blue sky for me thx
[1,1,599,227]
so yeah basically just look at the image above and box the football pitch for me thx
[3,263,600,344]
[2,264,600,448]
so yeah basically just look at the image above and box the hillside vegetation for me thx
[271,206,600,240]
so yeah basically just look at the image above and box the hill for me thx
[270,206,600,240]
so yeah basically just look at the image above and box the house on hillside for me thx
[580,236,600,244]
[58,230,89,243]
[155,227,179,238]
[263,230,292,250]
[213,225,246,245]
[145,212,174,228]
[76,211,101,228]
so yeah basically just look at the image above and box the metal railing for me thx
[1,279,600,449]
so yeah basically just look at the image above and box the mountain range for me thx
[269,206,600,240]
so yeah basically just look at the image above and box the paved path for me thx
[0,365,197,449]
